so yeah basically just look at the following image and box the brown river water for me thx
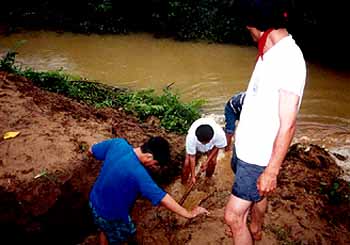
[1,31,349,180]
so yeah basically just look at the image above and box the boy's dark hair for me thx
[195,124,214,143]
[141,136,170,166]
[236,0,291,31]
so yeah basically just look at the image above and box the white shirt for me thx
[235,35,306,166]
[186,118,227,155]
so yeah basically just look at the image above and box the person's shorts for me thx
[89,202,136,244]
[231,153,266,202]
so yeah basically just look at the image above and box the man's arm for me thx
[200,146,219,171]
[225,133,234,152]
[88,138,117,161]
[189,155,196,184]
[160,194,209,218]
[257,89,299,196]
[185,133,198,184]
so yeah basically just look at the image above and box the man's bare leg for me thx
[99,231,108,245]
[224,194,253,245]
[249,197,267,241]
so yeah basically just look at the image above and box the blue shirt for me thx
[89,138,166,222]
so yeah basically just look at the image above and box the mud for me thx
[0,71,183,244]
[0,71,349,244]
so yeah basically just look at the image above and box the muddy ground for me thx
[0,71,349,244]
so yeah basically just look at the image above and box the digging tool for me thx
[179,170,202,205]
[179,148,219,205]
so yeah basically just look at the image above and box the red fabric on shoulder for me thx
[257,28,274,61]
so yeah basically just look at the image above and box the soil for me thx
[1,71,349,245]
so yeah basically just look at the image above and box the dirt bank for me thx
[0,71,184,244]
[0,71,349,244]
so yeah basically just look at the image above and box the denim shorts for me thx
[89,202,136,244]
[231,153,266,202]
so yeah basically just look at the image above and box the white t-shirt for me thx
[186,118,227,155]
[235,35,306,166]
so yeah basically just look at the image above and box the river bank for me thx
[1,71,350,244]
[1,31,350,125]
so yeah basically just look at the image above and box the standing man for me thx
[182,117,227,185]
[224,0,306,244]
[89,136,208,245]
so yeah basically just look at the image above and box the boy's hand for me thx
[87,146,93,156]
[190,206,209,218]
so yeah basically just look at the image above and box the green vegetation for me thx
[320,179,350,205]
[164,0,247,43]
[0,50,204,134]
[1,0,247,43]
[265,224,296,245]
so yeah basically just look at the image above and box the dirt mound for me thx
[267,143,350,244]
[1,71,349,244]
[127,144,350,245]
[0,71,184,244]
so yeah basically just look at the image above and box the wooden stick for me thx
[179,171,202,205]
[179,148,219,206]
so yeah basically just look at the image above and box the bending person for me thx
[89,136,209,244]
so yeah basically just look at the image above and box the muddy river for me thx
[1,31,349,179]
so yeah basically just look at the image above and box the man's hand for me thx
[191,175,196,185]
[87,145,94,157]
[257,169,278,196]
[225,144,232,152]
[189,206,209,218]
[200,161,208,172]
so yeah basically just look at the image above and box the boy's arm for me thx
[88,138,117,160]
[160,194,208,218]
[201,146,219,171]
[139,173,208,218]
[185,134,197,184]
[189,155,196,184]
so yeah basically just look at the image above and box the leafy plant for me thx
[265,224,295,245]
[0,50,17,72]
[0,40,27,72]
[120,88,205,133]
[95,0,113,13]
[320,179,350,205]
